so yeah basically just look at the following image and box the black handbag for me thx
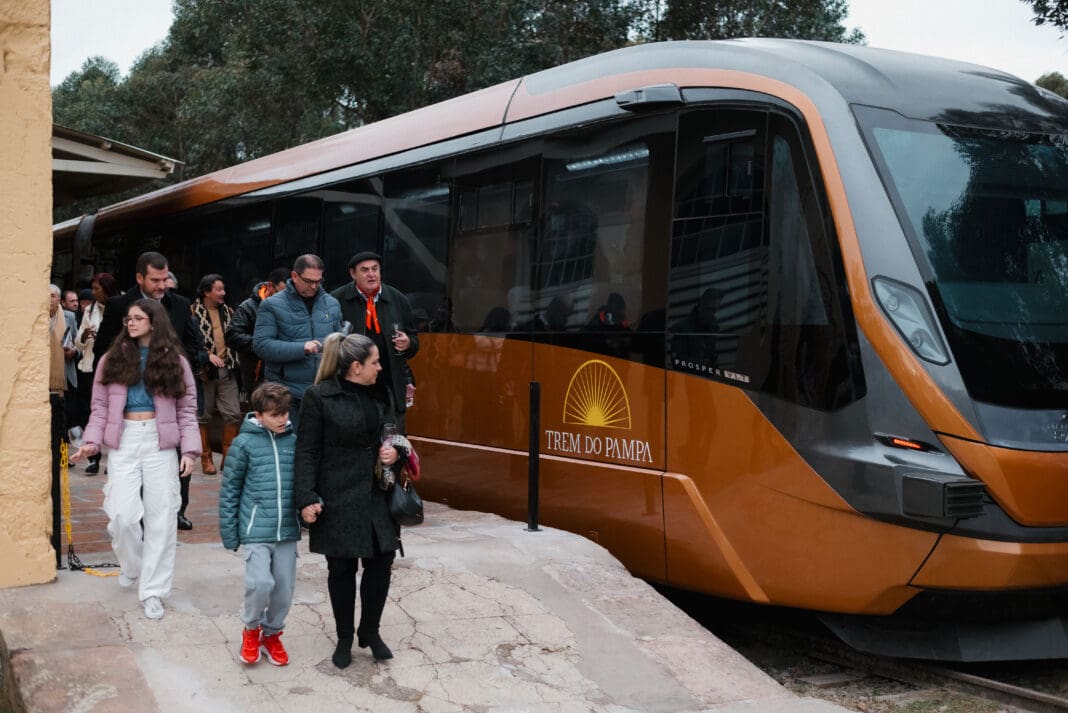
[390,480,424,527]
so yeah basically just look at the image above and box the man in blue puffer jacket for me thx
[219,383,301,667]
[252,254,342,428]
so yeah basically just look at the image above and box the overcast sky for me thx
[51,0,1068,87]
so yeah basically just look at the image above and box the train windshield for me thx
[857,106,1068,409]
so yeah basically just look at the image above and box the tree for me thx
[645,0,864,43]
[1022,0,1068,31]
[52,0,863,210]
[1037,71,1068,98]
[52,57,124,136]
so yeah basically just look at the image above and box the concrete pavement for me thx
[2,501,850,712]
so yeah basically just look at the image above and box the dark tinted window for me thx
[382,166,451,331]
[669,108,863,410]
[321,179,382,291]
[231,205,275,299]
[859,105,1068,408]
[534,117,674,362]
[450,150,540,333]
[273,195,322,274]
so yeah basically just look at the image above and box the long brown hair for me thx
[100,299,187,398]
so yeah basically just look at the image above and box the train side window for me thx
[762,114,863,409]
[449,151,540,333]
[382,165,451,331]
[669,109,768,381]
[669,109,863,410]
[322,178,382,291]
[231,205,274,300]
[535,117,674,361]
[273,194,323,276]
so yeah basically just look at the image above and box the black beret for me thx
[79,288,94,300]
[347,251,383,268]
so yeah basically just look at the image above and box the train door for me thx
[403,145,542,517]
[529,115,675,581]
[662,105,865,596]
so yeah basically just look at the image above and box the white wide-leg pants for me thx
[103,419,180,601]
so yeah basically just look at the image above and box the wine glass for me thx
[381,422,398,446]
[379,423,398,489]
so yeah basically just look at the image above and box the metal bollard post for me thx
[526,381,541,532]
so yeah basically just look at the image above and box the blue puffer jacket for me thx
[218,413,301,550]
[252,279,342,398]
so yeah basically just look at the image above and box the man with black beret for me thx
[330,251,419,431]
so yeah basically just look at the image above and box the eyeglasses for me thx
[123,315,148,325]
[295,274,323,287]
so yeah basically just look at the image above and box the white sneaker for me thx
[143,596,164,620]
[118,573,137,588]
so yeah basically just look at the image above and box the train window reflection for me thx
[382,169,450,329]
[450,155,539,333]
[533,131,659,338]
[322,180,382,290]
[669,109,862,410]
[861,105,1068,408]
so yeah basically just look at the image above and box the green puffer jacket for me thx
[218,413,301,550]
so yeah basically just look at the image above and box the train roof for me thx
[55,39,1068,238]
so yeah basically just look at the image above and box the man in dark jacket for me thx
[331,251,419,431]
[94,251,208,530]
[94,252,207,369]
[253,254,342,428]
[226,267,289,395]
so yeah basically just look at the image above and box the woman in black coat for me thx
[294,333,402,668]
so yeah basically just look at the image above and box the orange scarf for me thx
[359,289,381,334]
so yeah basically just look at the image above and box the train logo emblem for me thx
[563,359,632,429]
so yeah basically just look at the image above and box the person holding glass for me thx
[330,251,419,431]
[294,332,402,668]
[70,299,199,620]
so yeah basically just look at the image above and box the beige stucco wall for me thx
[0,0,55,587]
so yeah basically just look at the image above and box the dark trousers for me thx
[325,534,395,639]
[75,367,93,422]
[179,470,190,516]
[49,393,66,568]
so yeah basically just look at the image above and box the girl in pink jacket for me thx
[71,299,200,620]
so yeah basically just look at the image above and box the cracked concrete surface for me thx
[0,504,849,712]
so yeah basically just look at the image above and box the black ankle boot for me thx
[357,631,393,660]
[332,636,353,668]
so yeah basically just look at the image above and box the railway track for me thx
[659,588,1068,712]
[809,642,1068,712]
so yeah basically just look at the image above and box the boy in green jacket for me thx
[218,382,300,665]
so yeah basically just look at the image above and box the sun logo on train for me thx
[563,359,632,429]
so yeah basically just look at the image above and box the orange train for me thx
[55,40,1068,660]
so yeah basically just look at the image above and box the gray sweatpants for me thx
[242,541,298,635]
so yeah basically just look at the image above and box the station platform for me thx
[0,461,849,712]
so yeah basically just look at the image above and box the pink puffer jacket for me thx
[82,354,201,460]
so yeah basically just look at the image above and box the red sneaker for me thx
[261,631,289,666]
[240,626,262,664]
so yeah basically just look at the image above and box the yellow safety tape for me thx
[60,440,72,548]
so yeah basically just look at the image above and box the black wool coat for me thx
[293,376,400,558]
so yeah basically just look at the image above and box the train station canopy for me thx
[52,125,181,207]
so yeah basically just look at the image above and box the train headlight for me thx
[872,276,950,365]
